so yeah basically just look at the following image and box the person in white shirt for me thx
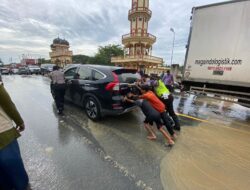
[49,66,66,115]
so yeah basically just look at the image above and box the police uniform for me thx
[50,70,66,114]
[155,80,181,131]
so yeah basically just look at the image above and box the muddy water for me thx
[83,95,250,190]
[161,99,250,190]
[87,112,167,190]
[4,75,250,189]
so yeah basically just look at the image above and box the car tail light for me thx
[105,72,120,91]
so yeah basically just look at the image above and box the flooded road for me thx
[2,75,250,190]
[161,96,250,190]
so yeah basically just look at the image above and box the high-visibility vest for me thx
[155,80,170,98]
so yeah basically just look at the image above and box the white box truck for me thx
[183,0,250,107]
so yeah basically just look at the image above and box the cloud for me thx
[0,0,225,64]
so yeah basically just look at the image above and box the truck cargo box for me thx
[183,0,250,107]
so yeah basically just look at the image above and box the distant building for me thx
[21,58,38,66]
[49,37,73,68]
[111,0,163,74]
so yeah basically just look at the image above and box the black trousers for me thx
[53,84,66,112]
[144,114,163,130]
[161,94,181,131]
[166,85,174,93]
[160,112,175,136]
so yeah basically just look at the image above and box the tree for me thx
[72,55,90,64]
[94,44,124,65]
[38,58,51,65]
[86,57,97,65]
[179,65,185,74]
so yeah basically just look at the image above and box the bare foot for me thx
[147,136,157,140]
[171,133,177,141]
[167,139,175,146]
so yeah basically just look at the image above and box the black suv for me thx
[63,64,141,121]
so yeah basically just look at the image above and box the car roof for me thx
[85,64,124,72]
[65,64,124,71]
[64,64,81,69]
[64,64,138,76]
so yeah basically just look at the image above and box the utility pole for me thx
[170,28,175,66]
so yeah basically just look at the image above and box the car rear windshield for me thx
[113,69,141,83]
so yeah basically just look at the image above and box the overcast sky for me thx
[0,0,226,65]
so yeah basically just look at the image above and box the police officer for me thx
[153,77,181,131]
[49,66,66,115]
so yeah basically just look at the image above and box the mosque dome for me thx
[52,37,69,46]
[61,39,69,45]
[53,37,62,44]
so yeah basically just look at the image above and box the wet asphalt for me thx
[2,75,250,190]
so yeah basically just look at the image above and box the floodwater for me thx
[161,96,250,190]
[2,75,250,190]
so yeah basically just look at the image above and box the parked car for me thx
[63,63,81,71]
[11,68,19,74]
[57,64,141,121]
[18,67,31,75]
[0,68,10,75]
[28,65,41,74]
[41,64,55,75]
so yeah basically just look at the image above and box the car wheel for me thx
[84,97,101,121]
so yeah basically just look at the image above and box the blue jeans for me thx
[0,139,29,190]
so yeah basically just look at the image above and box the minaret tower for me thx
[49,37,73,68]
[127,0,153,57]
[112,0,163,73]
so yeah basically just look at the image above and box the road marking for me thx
[177,113,209,123]
[177,113,250,135]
